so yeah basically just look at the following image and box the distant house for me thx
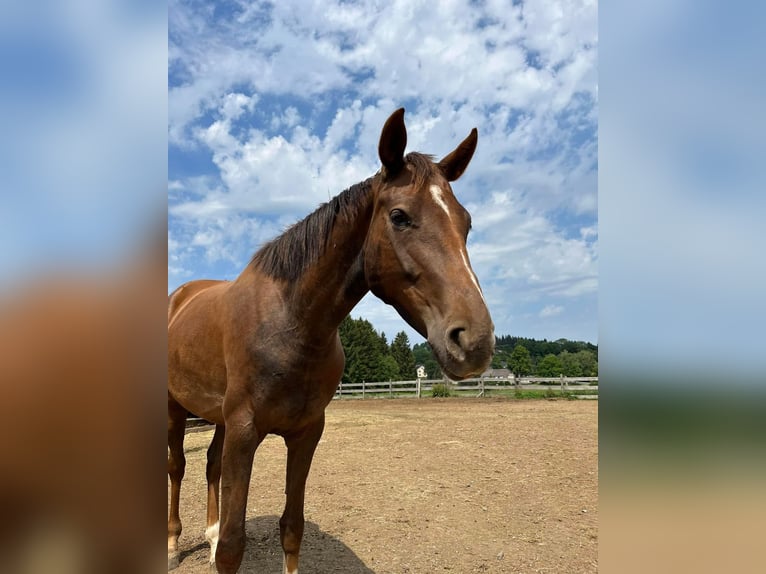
[416,365,427,379]
[481,368,512,379]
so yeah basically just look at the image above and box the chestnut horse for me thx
[168,108,494,573]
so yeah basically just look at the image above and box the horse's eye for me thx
[390,209,412,229]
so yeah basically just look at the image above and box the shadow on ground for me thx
[178,515,374,573]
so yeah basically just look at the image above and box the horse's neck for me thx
[289,197,374,337]
[232,188,374,347]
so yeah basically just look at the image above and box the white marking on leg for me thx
[461,249,486,305]
[430,184,451,218]
[205,521,219,564]
[284,552,298,574]
[168,535,180,570]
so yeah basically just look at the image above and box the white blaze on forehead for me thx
[429,183,486,306]
[461,248,487,305]
[430,184,451,218]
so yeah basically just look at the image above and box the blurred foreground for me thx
[0,1,166,571]
[0,234,166,573]
[600,383,766,573]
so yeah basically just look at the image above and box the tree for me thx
[490,348,508,369]
[338,316,356,384]
[494,334,597,364]
[559,351,582,377]
[339,317,397,383]
[378,331,389,355]
[341,319,599,382]
[508,344,532,376]
[390,331,416,380]
[537,353,563,377]
[379,355,400,381]
[575,350,598,376]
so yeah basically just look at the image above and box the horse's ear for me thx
[378,108,407,176]
[438,128,478,182]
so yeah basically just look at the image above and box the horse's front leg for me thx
[205,424,225,567]
[280,414,325,574]
[215,404,262,574]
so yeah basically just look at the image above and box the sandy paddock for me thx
[170,398,597,573]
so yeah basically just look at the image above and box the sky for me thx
[168,0,598,345]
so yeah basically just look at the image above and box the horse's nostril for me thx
[448,326,466,349]
[446,326,467,363]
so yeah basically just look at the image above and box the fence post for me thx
[339,380,342,399]
[389,379,393,398]
[417,377,421,398]
[560,374,564,391]
[514,373,519,388]
[362,380,365,399]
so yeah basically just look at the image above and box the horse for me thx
[168,108,495,573]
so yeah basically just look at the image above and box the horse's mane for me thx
[250,153,438,281]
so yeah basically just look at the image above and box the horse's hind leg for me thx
[205,424,225,567]
[167,397,187,570]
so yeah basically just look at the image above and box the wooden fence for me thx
[334,376,598,399]
[184,376,599,428]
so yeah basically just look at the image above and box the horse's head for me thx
[365,109,495,380]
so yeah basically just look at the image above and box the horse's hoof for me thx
[168,553,180,571]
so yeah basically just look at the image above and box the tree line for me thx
[493,335,598,378]
[339,316,598,384]
[339,316,416,384]
[502,344,598,378]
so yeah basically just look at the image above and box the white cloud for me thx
[220,92,257,122]
[168,0,597,150]
[540,304,564,318]
[466,190,598,303]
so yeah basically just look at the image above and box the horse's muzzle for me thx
[432,322,495,380]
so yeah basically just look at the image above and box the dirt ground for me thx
[170,398,598,573]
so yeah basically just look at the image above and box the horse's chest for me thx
[251,351,342,431]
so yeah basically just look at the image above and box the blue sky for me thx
[168,0,598,345]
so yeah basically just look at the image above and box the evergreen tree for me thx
[390,331,416,380]
[338,316,356,384]
[379,355,400,381]
[338,317,404,383]
[378,331,389,355]
[338,317,381,383]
